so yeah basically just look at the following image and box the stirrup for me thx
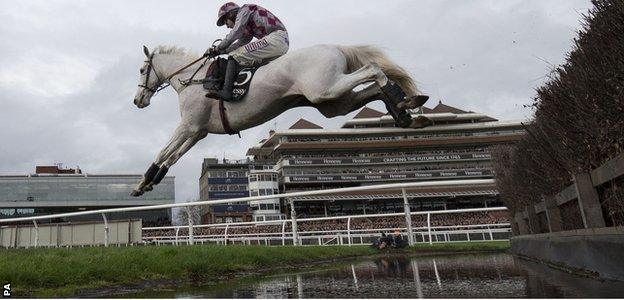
[206,90,233,101]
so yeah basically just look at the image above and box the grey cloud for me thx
[0,0,593,202]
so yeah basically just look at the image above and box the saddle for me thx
[202,57,260,102]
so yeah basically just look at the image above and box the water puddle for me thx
[117,252,624,298]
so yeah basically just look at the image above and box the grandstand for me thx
[197,102,523,229]
[245,102,524,218]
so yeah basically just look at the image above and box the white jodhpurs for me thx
[230,30,289,67]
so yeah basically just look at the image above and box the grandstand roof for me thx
[353,107,385,119]
[431,101,469,114]
[289,118,323,129]
[246,119,526,156]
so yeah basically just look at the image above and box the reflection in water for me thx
[432,259,441,288]
[411,260,423,298]
[351,264,359,291]
[296,274,303,299]
[119,253,624,298]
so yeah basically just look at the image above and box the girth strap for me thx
[218,99,240,137]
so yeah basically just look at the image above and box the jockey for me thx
[206,2,289,101]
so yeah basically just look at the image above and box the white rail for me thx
[0,179,505,247]
[143,207,510,246]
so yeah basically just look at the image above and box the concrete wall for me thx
[511,226,624,281]
[0,219,142,248]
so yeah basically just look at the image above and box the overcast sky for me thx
[0,0,592,202]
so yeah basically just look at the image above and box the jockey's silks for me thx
[218,4,287,53]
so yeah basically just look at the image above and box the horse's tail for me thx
[336,45,419,97]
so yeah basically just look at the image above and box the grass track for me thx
[0,241,509,297]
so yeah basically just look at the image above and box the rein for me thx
[139,53,212,94]
[139,40,222,94]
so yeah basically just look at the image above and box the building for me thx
[198,102,523,223]
[0,165,174,226]
[199,158,283,223]
[248,169,286,222]
[245,102,524,217]
[199,158,253,224]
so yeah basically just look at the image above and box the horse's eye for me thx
[140,68,145,74]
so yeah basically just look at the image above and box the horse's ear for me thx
[143,45,150,57]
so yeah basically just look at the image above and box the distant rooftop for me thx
[430,100,469,114]
[289,118,323,129]
[36,165,82,175]
[352,107,385,119]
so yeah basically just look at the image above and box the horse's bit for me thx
[138,52,170,95]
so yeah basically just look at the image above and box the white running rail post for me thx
[187,210,194,245]
[224,224,229,245]
[281,220,286,246]
[101,213,109,247]
[32,220,39,248]
[402,188,415,246]
[347,217,352,246]
[289,199,299,246]
[427,212,432,245]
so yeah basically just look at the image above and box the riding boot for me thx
[206,56,239,101]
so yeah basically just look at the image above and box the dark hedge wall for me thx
[492,0,624,226]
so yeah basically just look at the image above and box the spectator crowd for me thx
[143,211,509,238]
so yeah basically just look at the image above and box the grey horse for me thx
[131,44,430,196]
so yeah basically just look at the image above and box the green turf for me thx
[0,241,508,297]
[407,240,510,252]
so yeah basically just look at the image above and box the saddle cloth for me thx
[203,58,259,102]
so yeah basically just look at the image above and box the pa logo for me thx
[3,283,10,297]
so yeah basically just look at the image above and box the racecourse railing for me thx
[143,214,511,247]
[0,179,508,247]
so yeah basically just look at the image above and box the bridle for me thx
[138,52,170,95]
[137,41,222,96]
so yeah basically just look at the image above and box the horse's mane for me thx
[155,45,199,60]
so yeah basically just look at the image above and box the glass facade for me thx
[0,175,173,202]
[0,174,174,225]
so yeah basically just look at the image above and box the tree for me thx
[176,199,202,225]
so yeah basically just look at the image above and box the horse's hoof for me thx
[130,189,144,197]
[410,116,433,129]
[398,95,430,110]
[144,184,154,192]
